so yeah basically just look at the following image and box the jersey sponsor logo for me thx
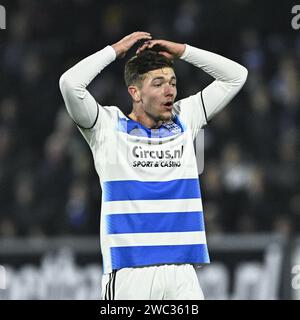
[132,145,184,159]
[132,160,181,168]
[131,145,184,168]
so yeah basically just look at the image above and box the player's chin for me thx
[160,110,173,121]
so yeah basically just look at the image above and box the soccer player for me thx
[59,31,248,300]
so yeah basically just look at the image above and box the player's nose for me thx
[164,85,175,97]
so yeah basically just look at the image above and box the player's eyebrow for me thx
[151,76,177,82]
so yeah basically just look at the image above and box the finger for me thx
[136,40,154,51]
[137,42,150,50]
[136,35,152,42]
[127,35,151,53]
[132,31,152,40]
[133,36,152,48]
[136,44,152,54]
[158,51,173,59]
[125,32,151,45]
[136,40,153,54]
[133,31,152,36]
[147,40,163,48]
[123,32,151,43]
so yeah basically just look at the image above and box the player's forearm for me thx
[59,46,116,128]
[180,45,248,121]
[59,46,116,99]
[180,45,248,85]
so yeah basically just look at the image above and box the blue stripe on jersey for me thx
[103,178,201,202]
[110,244,210,270]
[106,211,204,234]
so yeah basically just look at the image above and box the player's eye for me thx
[153,82,162,87]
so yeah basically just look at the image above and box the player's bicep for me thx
[59,75,100,129]
[174,93,208,130]
[65,89,99,129]
[202,77,246,121]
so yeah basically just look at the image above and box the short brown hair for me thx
[124,50,174,87]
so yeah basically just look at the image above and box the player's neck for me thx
[128,108,163,129]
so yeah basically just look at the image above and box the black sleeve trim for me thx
[74,101,99,130]
[200,91,208,125]
[112,270,117,300]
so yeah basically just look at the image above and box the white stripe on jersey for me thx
[107,231,207,247]
[102,198,203,215]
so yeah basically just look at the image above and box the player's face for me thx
[139,67,177,122]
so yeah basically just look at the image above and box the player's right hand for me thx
[111,31,152,58]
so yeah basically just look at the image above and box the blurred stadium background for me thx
[0,0,299,299]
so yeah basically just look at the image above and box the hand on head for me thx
[136,39,186,60]
[111,32,186,60]
[111,31,152,58]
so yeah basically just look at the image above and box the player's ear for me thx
[128,85,141,102]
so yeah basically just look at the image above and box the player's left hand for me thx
[136,39,186,59]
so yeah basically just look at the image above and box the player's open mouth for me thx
[163,101,173,110]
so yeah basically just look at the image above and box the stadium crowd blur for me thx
[0,0,299,237]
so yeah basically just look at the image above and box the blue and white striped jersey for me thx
[80,106,209,274]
